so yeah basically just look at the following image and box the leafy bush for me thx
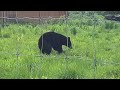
[70,26,77,35]
[105,21,119,29]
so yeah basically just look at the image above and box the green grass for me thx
[0,19,120,79]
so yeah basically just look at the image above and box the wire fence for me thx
[0,12,120,79]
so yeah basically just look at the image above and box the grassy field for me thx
[0,18,120,79]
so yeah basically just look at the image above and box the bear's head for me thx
[67,37,72,49]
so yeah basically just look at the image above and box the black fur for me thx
[38,32,72,55]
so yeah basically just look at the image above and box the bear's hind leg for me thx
[42,46,52,55]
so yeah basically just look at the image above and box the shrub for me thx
[105,21,119,29]
[70,27,77,35]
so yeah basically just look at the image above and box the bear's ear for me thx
[68,37,70,40]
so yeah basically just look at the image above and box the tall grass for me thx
[0,15,120,79]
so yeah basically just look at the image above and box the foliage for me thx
[0,11,120,79]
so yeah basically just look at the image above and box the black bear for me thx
[38,31,72,55]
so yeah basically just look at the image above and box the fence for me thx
[0,11,67,24]
[0,12,120,79]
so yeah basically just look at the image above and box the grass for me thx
[0,19,120,79]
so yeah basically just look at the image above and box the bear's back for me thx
[41,32,66,42]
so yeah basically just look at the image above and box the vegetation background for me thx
[0,11,120,79]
